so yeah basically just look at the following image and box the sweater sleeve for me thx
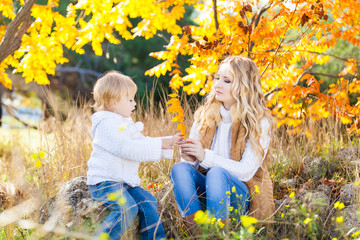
[156,136,174,159]
[200,118,271,182]
[180,121,200,168]
[92,117,162,162]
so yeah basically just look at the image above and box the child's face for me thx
[109,94,136,118]
[214,62,236,110]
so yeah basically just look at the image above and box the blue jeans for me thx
[171,162,250,219]
[88,181,166,240]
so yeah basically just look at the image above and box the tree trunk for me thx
[0,89,2,127]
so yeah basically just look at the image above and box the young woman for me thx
[171,56,275,232]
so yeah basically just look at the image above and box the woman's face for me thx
[214,62,237,110]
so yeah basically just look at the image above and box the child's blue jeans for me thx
[171,162,250,219]
[88,181,166,240]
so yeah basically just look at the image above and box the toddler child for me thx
[87,71,181,240]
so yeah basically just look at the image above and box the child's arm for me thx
[161,133,184,159]
[93,118,163,162]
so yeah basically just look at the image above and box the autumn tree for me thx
[1,0,359,134]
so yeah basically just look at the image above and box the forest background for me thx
[0,0,360,239]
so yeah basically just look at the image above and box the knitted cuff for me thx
[199,149,214,169]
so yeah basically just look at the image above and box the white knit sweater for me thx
[87,111,173,187]
[183,105,270,182]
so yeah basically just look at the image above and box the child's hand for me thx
[172,133,183,146]
[161,133,183,149]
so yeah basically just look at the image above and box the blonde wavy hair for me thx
[92,71,137,111]
[204,56,274,160]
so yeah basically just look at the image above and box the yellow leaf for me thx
[303,218,312,224]
[38,152,45,158]
[99,233,110,239]
[247,226,256,233]
[107,192,121,201]
[118,196,126,206]
[334,201,345,210]
[35,160,42,168]
[240,215,257,227]
[218,219,225,228]
[193,210,208,225]
[119,124,127,132]
[254,185,260,193]
[336,216,343,223]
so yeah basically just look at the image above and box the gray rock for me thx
[343,204,360,232]
[40,176,139,238]
[339,183,360,206]
[299,190,330,218]
[274,196,290,212]
[302,157,336,180]
[280,178,298,188]
[336,147,359,163]
[40,176,106,232]
[316,184,332,196]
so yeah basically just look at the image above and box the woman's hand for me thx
[180,152,197,162]
[180,138,205,162]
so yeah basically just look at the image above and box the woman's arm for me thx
[200,118,271,181]
[92,117,163,162]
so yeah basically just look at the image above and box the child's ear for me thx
[108,99,115,106]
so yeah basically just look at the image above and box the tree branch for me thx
[263,68,343,98]
[1,102,38,129]
[271,49,351,62]
[0,0,36,64]
[213,0,219,30]
[249,4,271,54]
[308,72,343,79]
[299,50,350,62]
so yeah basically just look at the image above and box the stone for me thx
[336,147,359,163]
[40,176,106,231]
[280,178,298,188]
[330,204,360,238]
[274,196,290,212]
[343,204,360,232]
[302,157,336,180]
[316,184,332,197]
[40,176,139,238]
[299,190,330,218]
[339,183,360,206]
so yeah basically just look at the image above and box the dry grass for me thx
[0,89,359,239]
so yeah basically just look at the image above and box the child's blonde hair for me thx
[92,71,137,111]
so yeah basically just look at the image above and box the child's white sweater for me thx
[87,111,172,187]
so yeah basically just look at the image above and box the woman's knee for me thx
[206,167,229,183]
[171,162,195,180]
